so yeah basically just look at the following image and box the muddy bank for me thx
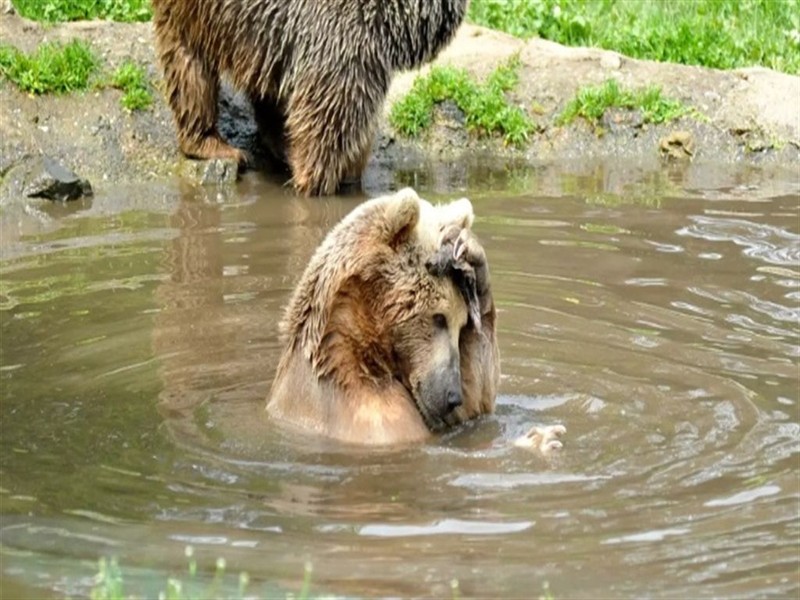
[1,12,798,201]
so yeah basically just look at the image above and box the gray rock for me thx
[601,108,645,134]
[22,156,93,201]
[178,158,240,185]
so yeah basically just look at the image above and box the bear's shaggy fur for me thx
[267,188,500,445]
[152,0,469,196]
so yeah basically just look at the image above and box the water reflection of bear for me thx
[151,182,358,452]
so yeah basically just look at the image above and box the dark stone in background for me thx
[22,156,93,201]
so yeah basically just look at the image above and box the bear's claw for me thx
[453,227,468,261]
[513,424,567,454]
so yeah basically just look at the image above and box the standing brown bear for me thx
[152,0,469,196]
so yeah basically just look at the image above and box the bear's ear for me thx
[437,197,474,231]
[379,187,420,248]
[412,196,475,254]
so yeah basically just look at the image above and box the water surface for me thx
[1,162,798,598]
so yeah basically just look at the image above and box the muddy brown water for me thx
[1,163,798,599]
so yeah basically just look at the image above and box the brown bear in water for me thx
[151,0,469,196]
[267,188,499,444]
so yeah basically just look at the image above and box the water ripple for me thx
[359,519,533,537]
[677,216,800,266]
[704,485,782,507]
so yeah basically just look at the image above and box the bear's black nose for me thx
[446,389,463,410]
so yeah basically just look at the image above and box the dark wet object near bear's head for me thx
[426,242,483,331]
[267,188,500,445]
[152,0,469,196]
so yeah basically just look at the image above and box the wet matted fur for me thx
[267,188,500,444]
[152,0,469,196]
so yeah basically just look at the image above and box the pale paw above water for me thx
[513,424,567,453]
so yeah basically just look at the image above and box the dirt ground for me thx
[1,11,798,199]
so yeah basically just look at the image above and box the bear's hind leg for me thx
[154,18,246,164]
[340,141,374,190]
[284,83,378,196]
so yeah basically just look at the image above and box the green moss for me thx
[0,40,98,94]
[557,79,690,129]
[468,0,800,75]
[12,0,152,22]
[390,56,536,147]
[110,60,153,111]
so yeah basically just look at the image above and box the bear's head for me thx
[278,188,481,431]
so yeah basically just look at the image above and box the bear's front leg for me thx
[449,228,494,323]
[449,229,567,454]
[152,14,247,166]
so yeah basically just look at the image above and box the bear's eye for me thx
[432,313,448,330]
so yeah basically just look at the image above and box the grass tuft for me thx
[90,557,124,600]
[91,552,247,600]
[0,39,98,94]
[539,580,556,600]
[12,0,152,22]
[557,79,690,128]
[110,60,153,111]
[0,43,153,111]
[390,55,536,146]
[89,550,327,600]
[468,0,800,75]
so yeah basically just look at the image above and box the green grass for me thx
[10,0,798,74]
[90,550,317,600]
[88,550,539,600]
[557,79,690,129]
[110,60,153,111]
[0,42,152,110]
[88,556,527,600]
[0,39,98,94]
[468,0,800,75]
[12,0,152,22]
[390,56,536,146]
[91,555,252,600]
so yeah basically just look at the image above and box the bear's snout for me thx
[446,388,463,410]
[417,353,463,430]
